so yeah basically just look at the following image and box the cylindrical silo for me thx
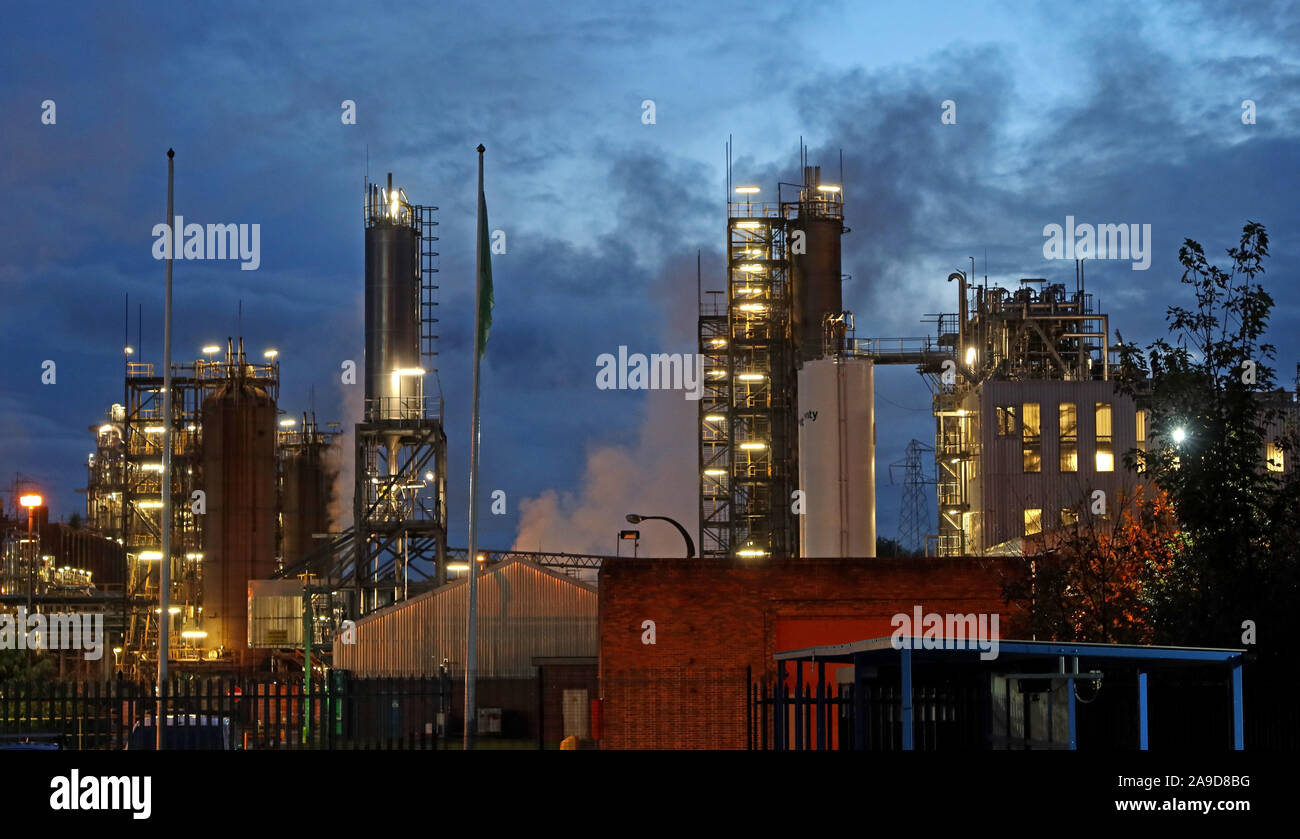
[364,174,423,420]
[797,357,875,558]
[792,217,844,359]
[789,166,844,363]
[281,434,338,567]
[201,379,277,666]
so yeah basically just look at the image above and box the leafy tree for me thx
[0,648,56,684]
[1006,486,1179,644]
[1115,222,1299,658]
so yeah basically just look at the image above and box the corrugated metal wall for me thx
[334,558,597,678]
[248,579,305,648]
[976,380,1141,551]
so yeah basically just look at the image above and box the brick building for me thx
[597,557,1027,749]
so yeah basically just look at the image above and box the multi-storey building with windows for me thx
[941,378,1143,554]
[933,269,1296,556]
[934,269,1139,555]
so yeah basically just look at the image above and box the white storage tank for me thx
[797,357,876,557]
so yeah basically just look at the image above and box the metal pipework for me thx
[948,271,968,377]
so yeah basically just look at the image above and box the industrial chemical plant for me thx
[0,172,606,684]
[82,340,339,675]
[50,174,453,679]
[2,150,1293,695]
[696,151,1295,564]
[6,9,1298,816]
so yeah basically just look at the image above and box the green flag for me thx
[476,189,494,357]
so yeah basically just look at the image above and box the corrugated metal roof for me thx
[333,557,597,677]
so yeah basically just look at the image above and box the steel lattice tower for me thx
[889,438,934,554]
[352,175,448,615]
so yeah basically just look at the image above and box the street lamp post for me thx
[625,514,695,558]
[19,494,42,661]
[158,147,176,750]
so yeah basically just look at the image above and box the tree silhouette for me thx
[1114,222,1299,657]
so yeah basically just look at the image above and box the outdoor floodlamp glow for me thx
[1173,427,1187,445]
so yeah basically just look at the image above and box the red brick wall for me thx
[597,557,1027,749]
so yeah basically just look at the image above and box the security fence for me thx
[0,672,598,750]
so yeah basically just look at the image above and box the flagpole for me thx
[464,144,486,750]
[157,148,175,750]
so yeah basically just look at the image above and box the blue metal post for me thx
[1066,678,1077,750]
[900,648,914,751]
[1137,671,1148,750]
[1231,663,1243,750]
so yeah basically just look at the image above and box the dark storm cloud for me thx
[735,12,1299,543]
[1,0,1295,555]
[785,45,1022,334]
[466,148,718,550]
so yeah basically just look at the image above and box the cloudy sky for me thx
[1,0,1296,557]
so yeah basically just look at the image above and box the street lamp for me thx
[625,514,695,558]
[19,494,42,641]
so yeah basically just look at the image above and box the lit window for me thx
[1060,508,1078,526]
[996,406,1016,436]
[1059,403,1078,472]
[1022,403,1041,473]
[1267,441,1284,473]
[1024,508,1043,536]
[1135,409,1147,473]
[1095,402,1113,472]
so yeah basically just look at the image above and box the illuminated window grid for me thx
[1266,441,1284,473]
[1024,508,1043,536]
[1059,402,1078,472]
[1022,402,1041,473]
[1136,409,1147,472]
[1095,402,1114,472]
